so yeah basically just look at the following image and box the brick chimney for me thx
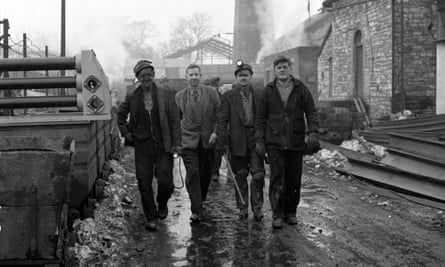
[233,0,262,64]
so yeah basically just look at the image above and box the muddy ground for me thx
[117,146,445,267]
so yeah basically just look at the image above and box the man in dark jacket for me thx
[175,64,220,223]
[217,62,265,221]
[117,60,181,231]
[255,56,319,229]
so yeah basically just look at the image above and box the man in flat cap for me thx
[217,61,265,221]
[175,64,220,223]
[117,60,181,231]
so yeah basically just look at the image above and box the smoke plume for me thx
[255,0,324,62]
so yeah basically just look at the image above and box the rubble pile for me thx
[305,148,348,169]
[70,160,133,266]
[305,136,387,170]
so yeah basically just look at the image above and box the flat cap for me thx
[133,60,154,76]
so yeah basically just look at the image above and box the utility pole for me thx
[23,33,27,114]
[0,19,12,115]
[45,45,49,96]
[60,0,66,95]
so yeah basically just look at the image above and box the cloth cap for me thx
[234,63,253,76]
[133,60,154,76]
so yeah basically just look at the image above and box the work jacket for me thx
[217,84,263,156]
[255,76,319,151]
[117,83,181,153]
[175,85,220,149]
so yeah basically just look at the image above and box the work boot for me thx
[253,211,264,222]
[239,209,248,220]
[190,213,201,224]
[158,205,168,220]
[145,219,157,231]
[272,218,283,229]
[285,217,298,225]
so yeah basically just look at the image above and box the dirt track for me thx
[119,146,445,267]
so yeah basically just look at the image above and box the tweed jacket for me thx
[175,85,220,149]
[117,83,181,152]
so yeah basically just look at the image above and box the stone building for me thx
[318,0,439,119]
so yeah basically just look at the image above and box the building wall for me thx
[318,0,393,118]
[393,0,437,115]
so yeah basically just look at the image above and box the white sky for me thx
[0,0,324,81]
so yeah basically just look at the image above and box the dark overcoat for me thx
[117,83,181,152]
[217,85,263,156]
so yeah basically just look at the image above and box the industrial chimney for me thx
[233,0,262,64]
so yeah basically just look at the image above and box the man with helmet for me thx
[217,61,266,221]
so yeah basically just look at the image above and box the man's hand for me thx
[209,132,218,145]
[126,133,133,142]
[255,142,265,157]
[305,132,321,155]
[124,133,135,147]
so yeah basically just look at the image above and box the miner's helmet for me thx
[234,59,253,76]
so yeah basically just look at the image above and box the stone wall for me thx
[393,0,437,115]
[319,0,438,118]
[318,0,393,118]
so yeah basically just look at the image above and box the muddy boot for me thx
[253,211,264,222]
[145,219,157,231]
[285,216,298,225]
[158,205,168,220]
[190,213,201,224]
[239,209,248,220]
[272,218,283,229]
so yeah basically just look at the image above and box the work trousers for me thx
[134,139,173,221]
[267,148,304,219]
[182,141,214,214]
[211,148,223,176]
[230,147,265,214]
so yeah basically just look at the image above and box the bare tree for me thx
[161,12,213,62]
[123,19,158,59]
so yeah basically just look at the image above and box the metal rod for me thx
[0,57,76,71]
[0,76,76,89]
[0,96,77,109]
[222,153,246,206]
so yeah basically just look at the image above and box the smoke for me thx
[66,2,128,84]
[255,0,324,62]
[254,0,275,63]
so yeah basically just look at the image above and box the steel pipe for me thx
[0,96,77,109]
[0,57,76,71]
[0,76,76,89]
